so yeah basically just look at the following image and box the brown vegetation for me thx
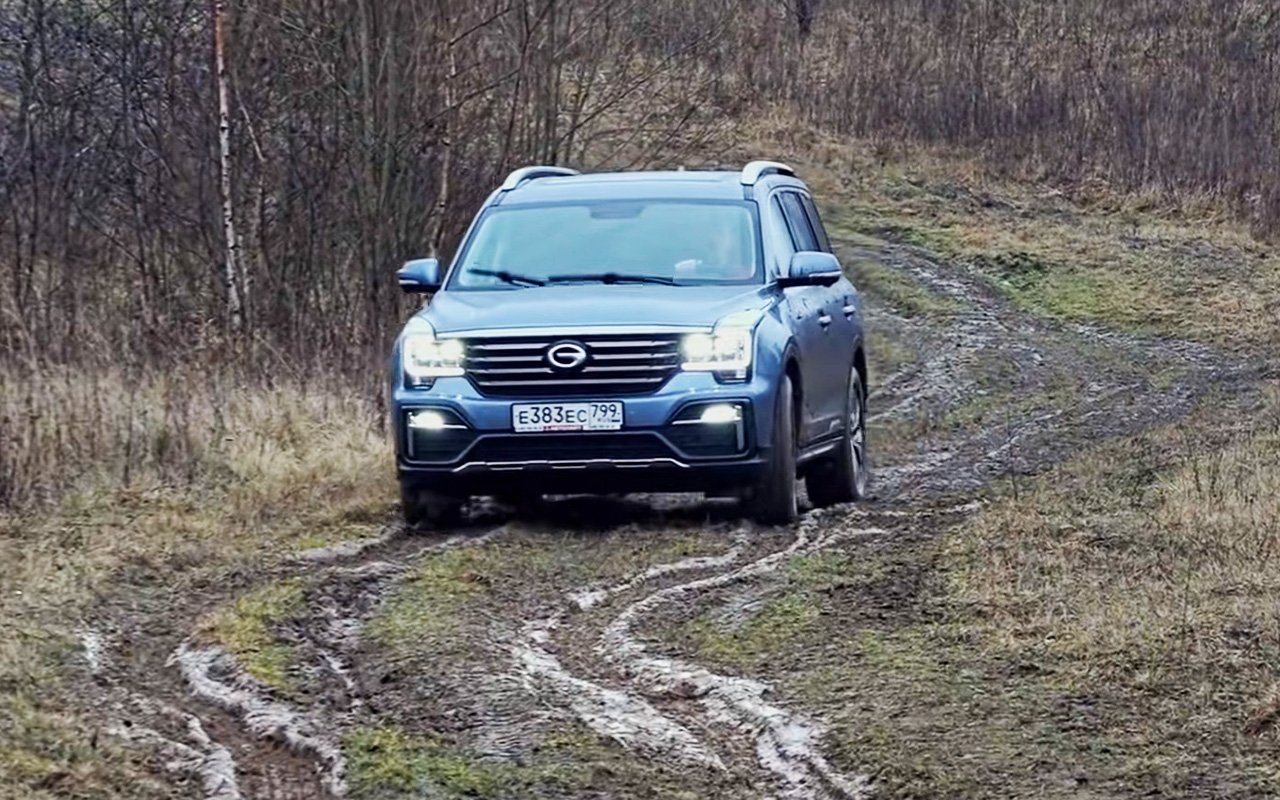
[5,0,1280,510]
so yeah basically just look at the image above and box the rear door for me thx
[774,191,844,444]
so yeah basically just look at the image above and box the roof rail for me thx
[499,165,580,191]
[740,160,796,186]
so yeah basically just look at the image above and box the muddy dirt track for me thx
[81,239,1262,799]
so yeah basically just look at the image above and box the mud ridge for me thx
[513,613,725,769]
[568,538,747,611]
[593,510,882,799]
[171,642,347,796]
[291,522,404,564]
[110,712,242,800]
[511,539,765,769]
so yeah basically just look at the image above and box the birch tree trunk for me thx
[429,38,456,258]
[214,0,244,336]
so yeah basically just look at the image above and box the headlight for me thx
[681,309,762,381]
[402,325,464,386]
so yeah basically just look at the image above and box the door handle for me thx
[817,314,832,327]
[842,304,857,317]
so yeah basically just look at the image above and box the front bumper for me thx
[392,370,778,495]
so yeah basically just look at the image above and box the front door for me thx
[774,191,846,445]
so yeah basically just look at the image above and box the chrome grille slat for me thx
[589,352,679,362]
[474,354,547,363]
[581,364,672,373]
[472,365,672,376]
[469,342,547,351]
[580,340,679,349]
[464,332,684,397]
[470,367,556,376]
[473,377,663,387]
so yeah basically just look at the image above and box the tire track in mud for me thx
[854,241,1256,499]
[513,613,727,769]
[171,642,349,796]
[594,510,882,799]
[100,525,514,799]
[109,701,242,800]
[84,631,246,799]
[526,503,976,797]
[508,533,755,768]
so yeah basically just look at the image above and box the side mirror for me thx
[397,258,443,293]
[780,251,842,288]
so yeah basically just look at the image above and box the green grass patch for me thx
[203,579,306,694]
[847,258,963,319]
[864,326,918,385]
[681,550,869,670]
[0,695,172,800]
[366,545,507,653]
[966,250,1179,334]
[368,533,722,662]
[345,726,575,799]
[345,721,735,799]
[683,593,820,670]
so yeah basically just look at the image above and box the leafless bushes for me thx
[0,0,730,370]
[3,0,1279,509]
[726,1,1280,229]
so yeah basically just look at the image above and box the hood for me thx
[418,284,773,334]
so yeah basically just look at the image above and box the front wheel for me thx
[401,480,464,530]
[805,366,870,506]
[750,374,799,525]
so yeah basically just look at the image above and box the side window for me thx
[770,196,797,256]
[799,195,832,253]
[777,192,819,252]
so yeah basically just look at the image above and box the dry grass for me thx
[794,387,1280,798]
[0,369,394,800]
[1,366,388,510]
[950,386,1280,688]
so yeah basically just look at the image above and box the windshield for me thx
[448,200,762,289]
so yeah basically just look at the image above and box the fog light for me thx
[699,404,742,424]
[408,410,448,430]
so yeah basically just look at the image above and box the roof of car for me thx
[494,169,806,204]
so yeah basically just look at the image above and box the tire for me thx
[751,374,799,525]
[401,480,464,530]
[805,366,870,506]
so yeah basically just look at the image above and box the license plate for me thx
[512,402,624,433]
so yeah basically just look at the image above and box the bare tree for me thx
[214,0,244,336]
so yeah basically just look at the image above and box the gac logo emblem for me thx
[546,342,588,370]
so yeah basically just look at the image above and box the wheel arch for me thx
[853,345,868,399]
[782,344,804,439]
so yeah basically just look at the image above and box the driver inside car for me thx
[673,222,754,281]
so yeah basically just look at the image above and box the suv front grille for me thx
[464,333,684,397]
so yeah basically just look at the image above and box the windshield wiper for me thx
[547,272,678,286]
[468,268,546,287]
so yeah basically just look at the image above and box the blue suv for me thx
[391,161,869,525]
